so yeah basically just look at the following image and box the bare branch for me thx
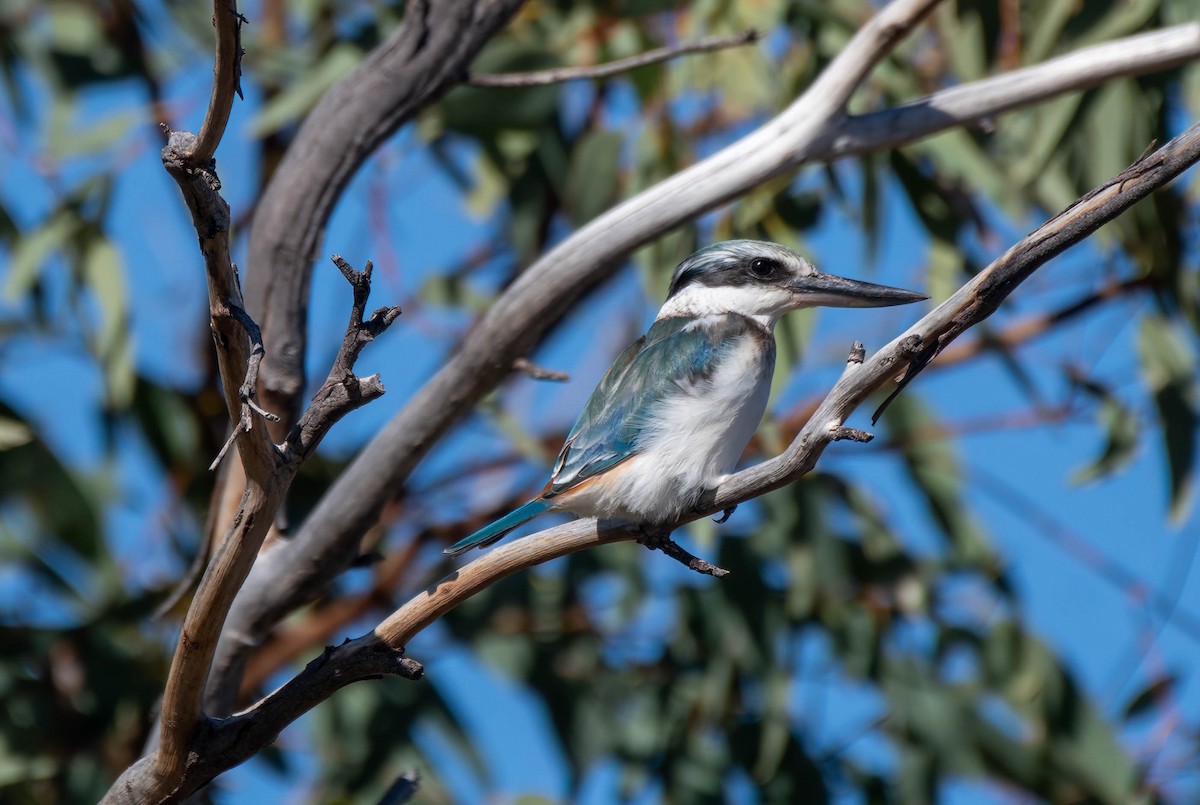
[829,25,1200,158]
[214,0,947,705]
[222,18,1200,679]
[104,243,397,803]
[155,121,285,798]
[113,113,1199,796]
[638,530,730,578]
[285,256,402,459]
[244,0,526,428]
[108,638,422,804]
[187,0,245,164]
[468,29,760,87]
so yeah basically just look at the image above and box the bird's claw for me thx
[713,505,737,524]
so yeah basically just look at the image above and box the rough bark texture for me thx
[244,0,527,429]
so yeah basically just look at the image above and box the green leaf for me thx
[465,153,509,219]
[82,235,133,409]
[47,110,139,159]
[1137,316,1199,523]
[886,396,996,568]
[1154,382,1197,525]
[0,403,103,561]
[130,380,200,470]
[564,130,623,226]
[1048,702,1139,803]
[1122,673,1177,721]
[4,210,77,301]
[0,416,33,451]
[440,42,561,133]
[1069,375,1139,484]
[417,273,493,313]
[250,44,363,137]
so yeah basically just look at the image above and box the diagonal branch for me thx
[123,117,1200,805]
[828,25,1200,158]
[213,0,945,705]
[212,10,1200,722]
[244,0,527,427]
[375,116,1200,658]
[468,29,760,87]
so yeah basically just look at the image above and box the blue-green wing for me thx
[547,316,742,496]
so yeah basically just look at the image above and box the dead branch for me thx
[468,29,760,87]
[370,117,1200,664]
[244,0,527,428]
[109,39,1200,805]
[213,0,947,706]
[187,0,244,164]
[213,13,1200,711]
[104,251,401,804]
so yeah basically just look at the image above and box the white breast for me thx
[556,330,774,522]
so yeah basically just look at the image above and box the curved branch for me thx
[131,119,1200,804]
[829,24,1200,157]
[244,0,525,425]
[212,11,1200,710]
[188,0,244,164]
[212,0,944,703]
[379,117,1200,650]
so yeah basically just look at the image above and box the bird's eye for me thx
[749,258,781,278]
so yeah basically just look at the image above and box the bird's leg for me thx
[636,523,730,578]
[712,505,737,524]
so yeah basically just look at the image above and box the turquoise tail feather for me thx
[444,499,552,556]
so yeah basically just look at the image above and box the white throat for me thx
[655,283,796,327]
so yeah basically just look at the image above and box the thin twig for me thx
[638,530,730,577]
[208,302,281,470]
[208,427,242,472]
[513,357,570,382]
[285,256,402,459]
[468,29,761,88]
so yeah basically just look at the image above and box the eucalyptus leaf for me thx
[564,130,623,226]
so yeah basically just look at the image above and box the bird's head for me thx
[659,240,927,325]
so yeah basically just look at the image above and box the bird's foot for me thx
[713,505,737,524]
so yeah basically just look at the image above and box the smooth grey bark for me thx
[212,14,1200,712]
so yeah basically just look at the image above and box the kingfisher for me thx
[445,240,926,556]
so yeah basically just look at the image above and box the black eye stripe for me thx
[666,253,791,299]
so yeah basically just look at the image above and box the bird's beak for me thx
[790,272,928,308]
